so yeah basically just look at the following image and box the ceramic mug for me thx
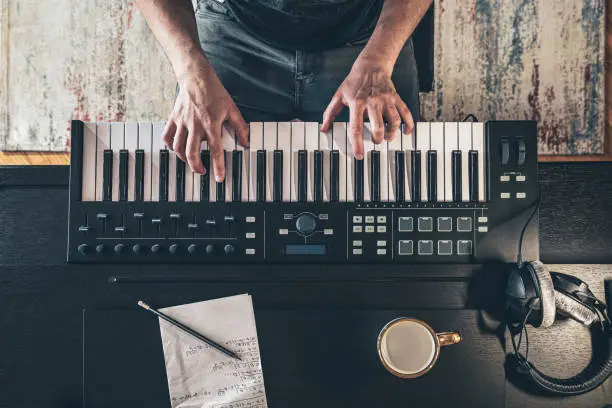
[377,317,462,378]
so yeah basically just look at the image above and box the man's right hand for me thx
[162,57,249,181]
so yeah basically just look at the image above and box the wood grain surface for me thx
[0,0,609,158]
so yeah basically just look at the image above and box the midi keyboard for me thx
[67,120,538,263]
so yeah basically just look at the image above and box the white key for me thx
[332,122,348,202]
[95,123,111,201]
[151,122,165,201]
[184,164,194,202]
[249,123,263,202]
[236,137,249,202]
[193,167,201,202]
[379,132,389,202]
[290,121,305,202]
[264,122,277,202]
[401,126,414,201]
[458,122,471,203]
[81,122,97,201]
[319,126,332,202]
[472,122,486,202]
[278,122,292,202]
[305,122,319,202]
[124,122,138,202]
[387,129,402,202]
[207,141,216,203]
[224,150,232,202]
[222,126,236,202]
[444,122,458,202]
[362,123,374,202]
[430,122,445,202]
[168,150,177,202]
[416,122,430,202]
[138,122,153,201]
[347,123,360,202]
[110,122,124,202]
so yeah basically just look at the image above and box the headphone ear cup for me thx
[527,261,556,328]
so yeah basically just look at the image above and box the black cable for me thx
[517,194,541,266]
[462,114,479,122]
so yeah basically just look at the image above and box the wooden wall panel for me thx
[0,0,608,158]
[421,0,606,156]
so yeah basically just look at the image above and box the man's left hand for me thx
[321,59,414,160]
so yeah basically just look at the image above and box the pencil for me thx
[137,300,241,361]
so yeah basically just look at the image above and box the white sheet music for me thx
[158,294,268,408]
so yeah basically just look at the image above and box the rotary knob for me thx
[188,244,197,254]
[224,244,235,254]
[114,243,125,254]
[206,244,215,254]
[169,244,179,254]
[151,244,161,254]
[96,244,105,254]
[132,244,142,254]
[77,244,89,255]
[295,214,316,235]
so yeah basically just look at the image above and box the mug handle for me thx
[437,331,462,347]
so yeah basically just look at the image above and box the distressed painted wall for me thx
[0,0,606,155]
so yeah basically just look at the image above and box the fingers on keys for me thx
[83,120,486,204]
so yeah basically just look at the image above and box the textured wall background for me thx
[0,0,606,155]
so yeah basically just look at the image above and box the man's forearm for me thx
[134,0,209,78]
[358,0,433,73]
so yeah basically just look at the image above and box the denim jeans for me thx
[194,0,421,123]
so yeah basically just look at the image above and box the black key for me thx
[452,150,462,202]
[273,150,283,202]
[119,149,128,201]
[200,150,210,202]
[411,150,421,202]
[176,158,185,202]
[216,179,225,202]
[159,149,169,201]
[314,150,323,202]
[469,150,478,202]
[395,151,405,202]
[427,150,437,202]
[135,149,144,201]
[256,150,266,202]
[330,150,340,202]
[298,150,307,202]
[371,150,380,202]
[232,150,242,201]
[102,149,113,201]
[354,157,364,202]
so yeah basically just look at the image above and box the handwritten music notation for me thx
[158,295,268,408]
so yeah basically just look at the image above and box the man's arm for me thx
[321,0,432,159]
[134,0,249,180]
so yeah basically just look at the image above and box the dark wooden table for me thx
[1,163,611,408]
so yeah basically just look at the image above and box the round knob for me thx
[77,244,89,255]
[295,214,316,235]
[206,244,215,254]
[151,244,161,254]
[169,244,179,254]
[224,244,235,254]
[114,243,125,254]
[188,244,197,254]
[132,244,142,254]
[96,244,105,254]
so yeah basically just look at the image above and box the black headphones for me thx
[505,260,612,395]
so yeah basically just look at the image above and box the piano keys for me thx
[78,121,488,204]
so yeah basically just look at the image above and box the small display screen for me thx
[285,244,326,256]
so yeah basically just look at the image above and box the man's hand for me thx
[162,57,249,181]
[321,59,414,160]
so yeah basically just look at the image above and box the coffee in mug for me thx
[377,317,461,378]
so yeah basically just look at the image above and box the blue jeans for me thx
[194,0,421,123]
